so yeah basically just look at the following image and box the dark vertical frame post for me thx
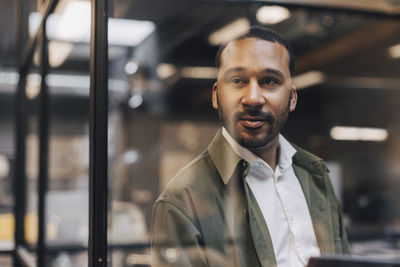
[37,19,50,267]
[13,77,27,267]
[14,0,28,266]
[89,0,108,266]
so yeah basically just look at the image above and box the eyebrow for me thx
[262,69,285,78]
[223,67,285,79]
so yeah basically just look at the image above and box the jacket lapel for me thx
[293,151,336,255]
[244,181,277,267]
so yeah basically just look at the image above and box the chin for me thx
[238,137,271,148]
[238,134,274,149]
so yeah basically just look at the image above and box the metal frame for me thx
[14,0,58,267]
[88,0,109,266]
[14,1,29,266]
[14,73,27,267]
[37,17,50,267]
[13,0,111,265]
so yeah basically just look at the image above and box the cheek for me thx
[267,93,284,105]
[218,96,238,123]
[218,91,236,109]
[266,93,291,113]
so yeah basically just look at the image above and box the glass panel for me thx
[48,251,88,267]
[0,255,12,267]
[0,0,23,253]
[0,70,17,252]
[107,1,400,266]
[0,0,52,256]
[43,0,91,265]
[25,69,40,249]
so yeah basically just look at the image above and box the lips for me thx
[239,117,267,129]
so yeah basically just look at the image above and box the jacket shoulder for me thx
[162,150,218,191]
[155,150,221,213]
[292,143,322,162]
[291,143,329,175]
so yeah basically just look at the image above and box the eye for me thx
[259,77,278,86]
[232,77,247,84]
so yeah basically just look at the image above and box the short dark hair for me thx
[215,25,295,77]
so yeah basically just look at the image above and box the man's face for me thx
[212,37,297,149]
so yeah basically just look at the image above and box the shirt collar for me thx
[221,127,296,171]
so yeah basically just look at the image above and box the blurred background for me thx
[1,0,400,266]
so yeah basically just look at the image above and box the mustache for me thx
[234,110,275,124]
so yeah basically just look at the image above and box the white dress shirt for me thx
[222,128,321,267]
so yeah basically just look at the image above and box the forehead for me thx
[219,38,290,75]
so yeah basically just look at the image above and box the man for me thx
[151,26,349,267]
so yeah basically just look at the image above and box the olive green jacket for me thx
[151,130,350,267]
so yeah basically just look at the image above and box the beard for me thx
[217,91,291,149]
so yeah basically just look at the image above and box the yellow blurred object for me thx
[25,213,38,244]
[0,213,58,244]
[0,213,14,241]
[24,212,58,243]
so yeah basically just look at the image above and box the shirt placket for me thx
[271,166,308,267]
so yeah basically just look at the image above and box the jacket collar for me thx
[222,127,296,171]
[292,144,328,176]
[208,129,328,184]
[208,129,243,185]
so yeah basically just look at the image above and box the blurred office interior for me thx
[1,0,400,266]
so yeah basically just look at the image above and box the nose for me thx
[241,80,266,107]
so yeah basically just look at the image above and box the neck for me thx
[249,136,280,170]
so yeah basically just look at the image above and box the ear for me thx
[212,82,218,110]
[289,84,297,112]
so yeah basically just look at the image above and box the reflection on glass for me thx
[150,26,351,266]
[0,154,14,251]
[24,70,40,248]
[0,255,12,267]
[106,1,400,266]
[26,0,92,265]
[49,251,87,267]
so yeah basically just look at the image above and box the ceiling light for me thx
[0,71,19,85]
[53,1,91,43]
[49,41,73,67]
[108,18,155,46]
[0,71,127,94]
[256,5,291,25]
[208,18,250,45]
[28,12,42,37]
[330,126,388,142]
[46,74,90,89]
[45,74,128,95]
[29,9,155,46]
[128,94,143,109]
[157,63,177,80]
[388,44,400,58]
[123,150,139,164]
[181,67,218,79]
[293,71,325,90]
[125,61,139,75]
